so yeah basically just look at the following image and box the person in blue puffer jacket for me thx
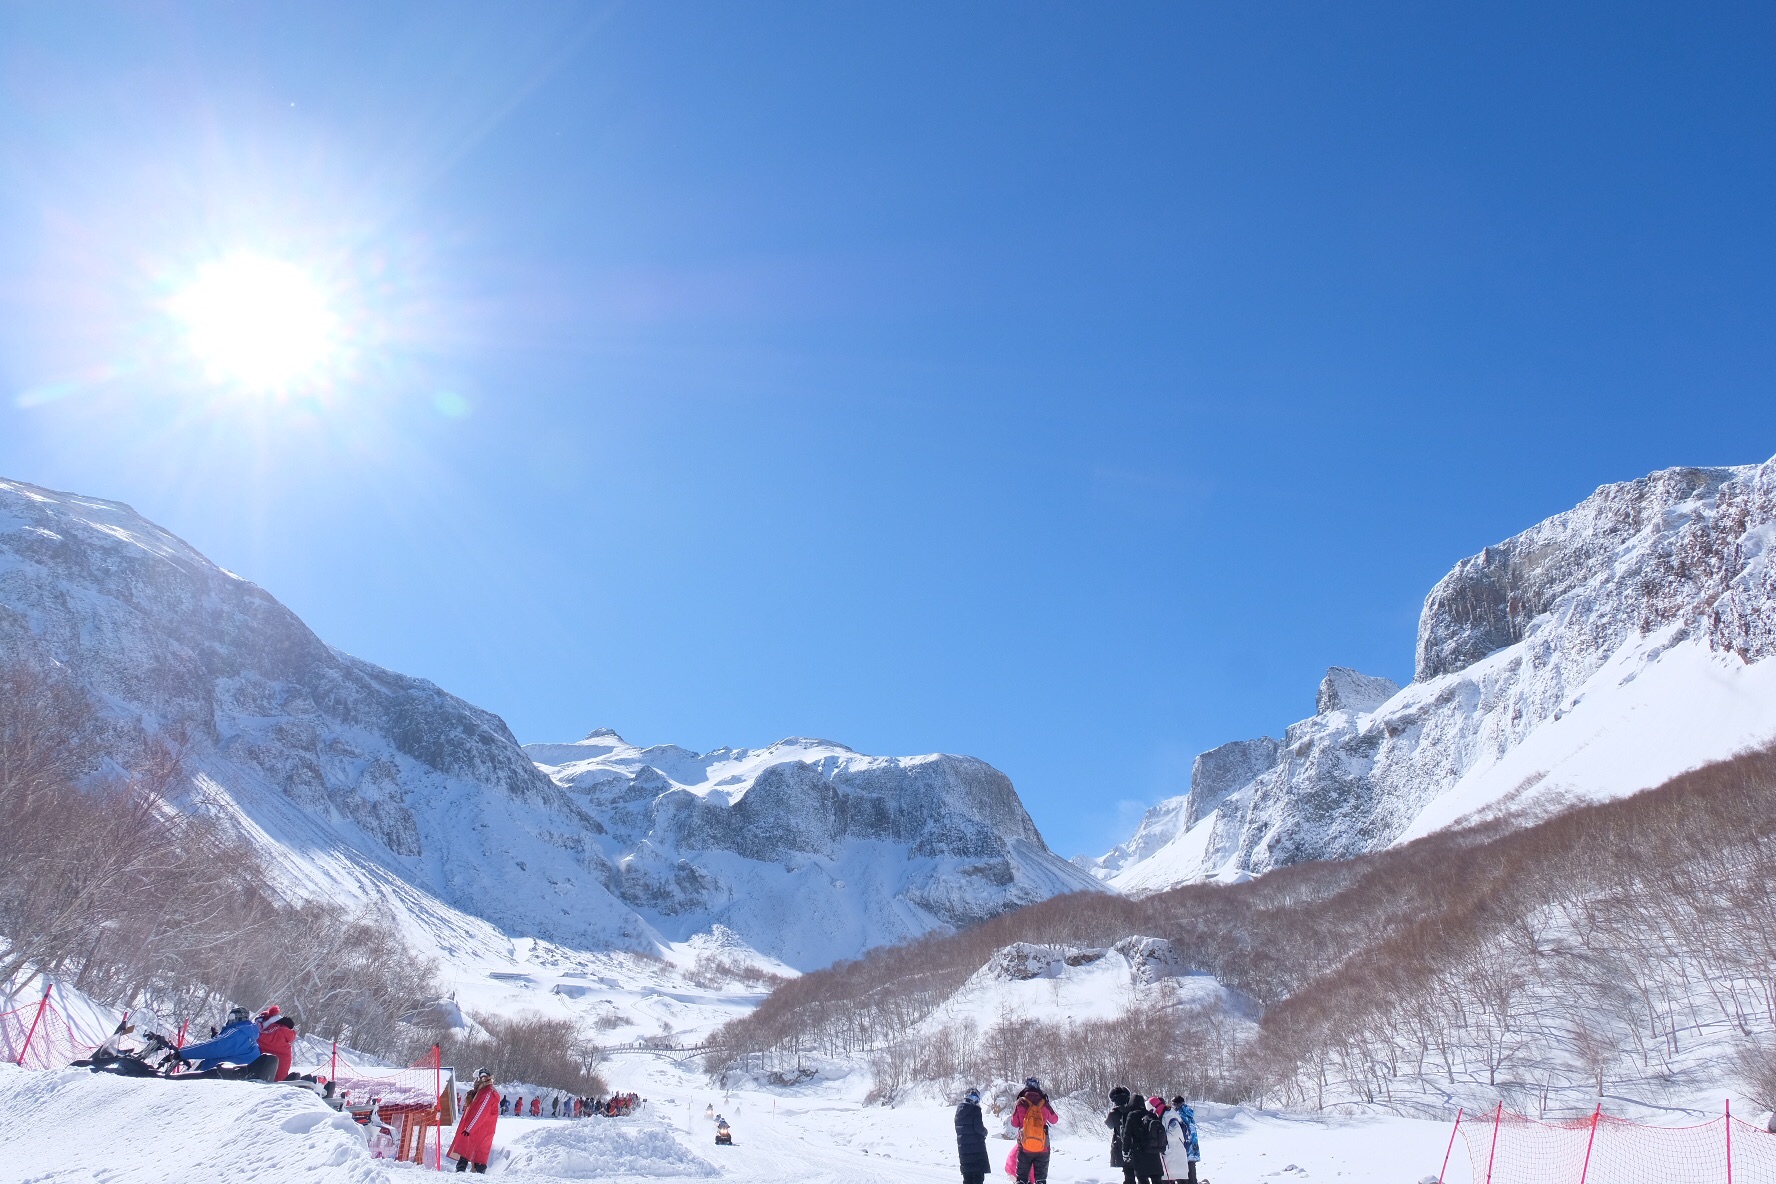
[172,1007,263,1071]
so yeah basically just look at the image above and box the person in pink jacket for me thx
[1010,1078,1060,1184]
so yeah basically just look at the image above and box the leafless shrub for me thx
[0,663,437,1059]
[432,1011,607,1094]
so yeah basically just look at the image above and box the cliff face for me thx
[1091,460,1776,893]
[0,478,1098,968]
[528,732,1103,969]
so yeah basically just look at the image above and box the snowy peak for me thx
[1095,457,1776,893]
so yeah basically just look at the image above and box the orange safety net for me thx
[331,1044,448,1172]
[0,987,102,1069]
[1455,1105,1776,1184]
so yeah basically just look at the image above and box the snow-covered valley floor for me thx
[2,1051,1471,1184]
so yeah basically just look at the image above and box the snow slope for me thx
[1088,460,1776,892]
[0,477,1095,974]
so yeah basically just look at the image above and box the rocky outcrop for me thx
[1184,737,1283,829]
[1094,459,1776,890]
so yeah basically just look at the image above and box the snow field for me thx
[0,1062,381,1184]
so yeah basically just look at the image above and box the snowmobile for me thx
[73,1025,294,1085]
[714,1116,733,1146]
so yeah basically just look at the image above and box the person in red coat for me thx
[449,1069,500,1174]
[255,1016,297,1081]
[529,1096,541,1117]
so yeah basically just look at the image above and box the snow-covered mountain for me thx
[527,730,1101,968]
[1088,459,1776,893]
[0,477,1096,971]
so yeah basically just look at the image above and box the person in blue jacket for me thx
[1166,1097,1201,1184]
[172,1007,263,1071]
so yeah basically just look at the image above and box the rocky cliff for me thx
[1089,460,1776,892]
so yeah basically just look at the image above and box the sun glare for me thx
[170,254,341,393]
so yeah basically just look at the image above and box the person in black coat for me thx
[1106,1085,1135,1184]
[1121,1094,1166,1184]
[955,1088,990,1184]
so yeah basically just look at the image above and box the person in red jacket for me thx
[256,1016,297,1082]
[529,1096,541,1117]
[1010,1078,1060,1184]
[449,1069,500,1174]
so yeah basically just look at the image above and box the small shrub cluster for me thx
[427,1011,607,1094]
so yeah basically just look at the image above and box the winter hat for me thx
[964,1089,981,1104]
[1110,1086,1131,1105]
[1149,1096,1166,1113]
[474,1067,492,1080]
[1130,1094,1149,1111]
[1024,1077,1042,1091]
[1171,1096,1186,1110]
[226,1006,250,1024]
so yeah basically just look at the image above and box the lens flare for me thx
[169,254,341,393]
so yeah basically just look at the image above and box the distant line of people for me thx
[497,1090,641,1118]
[953,1078,1203,1184]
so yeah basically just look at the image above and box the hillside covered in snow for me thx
[0,477,1095,975]
[1084,459,1776,892]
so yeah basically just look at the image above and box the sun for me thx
[169,254,341,393]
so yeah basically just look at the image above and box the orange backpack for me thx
[1020,1101,1049,1153]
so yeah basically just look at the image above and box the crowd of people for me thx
[495,1089,642,1119]
[954,1078,1203,1184]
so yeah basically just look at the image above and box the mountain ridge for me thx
[1087,458,1776,893]
[0,476,1096,972]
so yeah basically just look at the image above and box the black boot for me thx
[455,1158,470,1173]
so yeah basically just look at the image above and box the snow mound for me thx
[0,1063,381,1183]
[500,1115,718,1178]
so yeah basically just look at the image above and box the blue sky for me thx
[2,3,1774,856]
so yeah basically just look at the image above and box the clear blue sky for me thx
[3,3,1774,857]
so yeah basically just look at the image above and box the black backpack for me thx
[1123,1111,1149,1153]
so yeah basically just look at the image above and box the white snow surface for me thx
[1091,460,1776,892]
[0,1049,1476,1184]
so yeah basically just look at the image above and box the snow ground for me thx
[0,1048,1473,1184]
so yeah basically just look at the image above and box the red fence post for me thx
[174,1020,189,1051]
[1726,1099,1733,1184]
[1578,1105,1601,1184]
[433,1043,442,1171]
[1484,1102,1504,1184]
[1439,1107,1464,1184]
[14,983,52,1067]
[331,1040,338,1082]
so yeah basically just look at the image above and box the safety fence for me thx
[0,982,104,1068]
[330,1042,454,1170]
[1447,1103,1776,1184]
